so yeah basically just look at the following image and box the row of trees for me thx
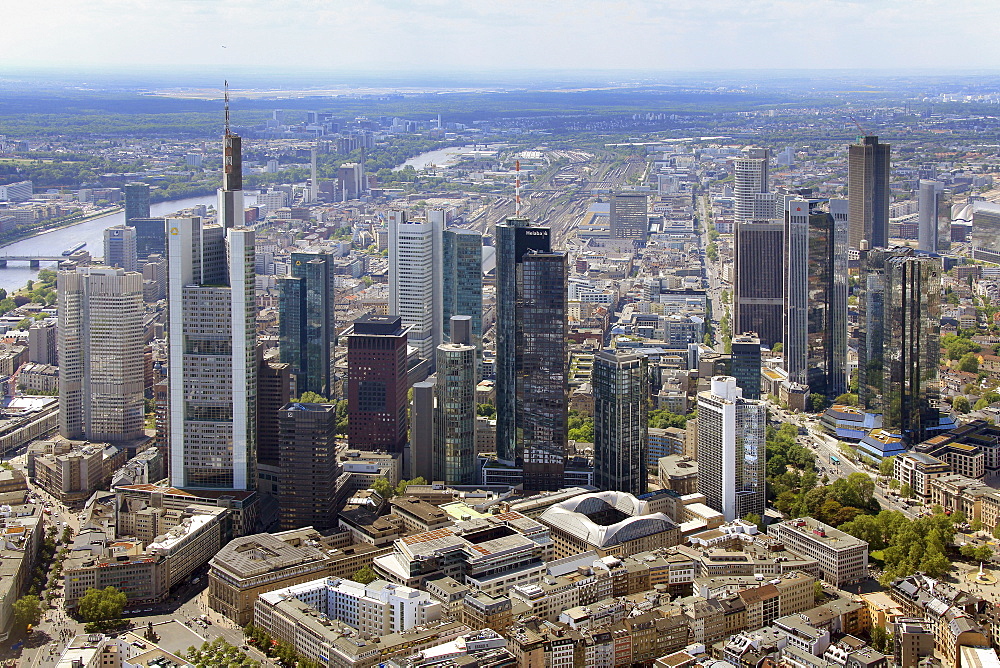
[839,510,959,584]
[189,637,260,668]
[243,625,320,668]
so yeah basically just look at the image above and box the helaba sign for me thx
[524,229,547,236]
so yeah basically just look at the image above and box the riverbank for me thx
[0,205,124,251]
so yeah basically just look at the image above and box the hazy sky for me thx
[2,0,996,74]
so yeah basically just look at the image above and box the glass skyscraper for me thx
[434,317,477,485]
[783,198,848,398]
[495,217,568,492]
[442,228,483,348]
[730,334,762,401]
[593,350,648,496]
[848,136,891,249]
[859,247,941,442]
[278,251,336,398]
[123,182,150,224]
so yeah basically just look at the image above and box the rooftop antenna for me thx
[224,80,231,137]
[515,159,521,216]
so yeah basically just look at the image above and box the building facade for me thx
[730,334,762,401]
[389,210,441,364]
[278,250,336,398]
[346,314,408,454]
[442,228,483,348]
[103,225,138,272]
[278,403,337,531]
[434,317,477,485]
[123,182,150,224]
[609,192,649,241]
[593,350,648,496]
[848,136,891,249]
[697,377,766,522]
[783,198,848,398]
[167,217,257,490]
[495,217,568,492]
[58,266,145,444]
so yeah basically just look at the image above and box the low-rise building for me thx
[0,504,43,640]
[894,452,951,501]
[536,491,681,559]
[658,455,699,495]
[28,437,127,505]
[767,519,868,587]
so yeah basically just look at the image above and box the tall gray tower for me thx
[593,350,648,496]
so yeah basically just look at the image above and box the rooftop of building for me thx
[772,518,868,551]
[537,490,678,548]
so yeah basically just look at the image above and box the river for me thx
[0,193,255,294]
[394,146,483,171]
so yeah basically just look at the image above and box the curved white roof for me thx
[538,491,677,548]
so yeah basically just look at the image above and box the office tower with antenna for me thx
[218,82,244,229]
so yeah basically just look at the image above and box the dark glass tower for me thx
[735,218,784,349]
[859,247,941,442]
[730,334,762,401]
[278,402,337,531]
[129,217,167,262]
[123,182,150,224]
[442,229,483,348]
[495,217,568,492]
[278,251,336,398]
[783,198,848,398]
[848,136,890,249]
[593,350,648,496]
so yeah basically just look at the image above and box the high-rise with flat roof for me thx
[609,192,649,242]
[278,402,337,531]
[434,317,477,485]
[495,217,568,492]
[123,182,150,224]
[129,218,166,262]
[346,314,408,454]
[859,248,941,442]
[697,376,766,522]
[58,266,145,444]
[733,147,770,224]
[848,136,890,249]
[783,198,848,398]
[730,334,762,401]
[389,211,441,365]
[593,350,648,496]
[918,179,944,253]
[167,217,257,490]
[103,225,138,272]
[278,250,336,398]
[442,229,483,348]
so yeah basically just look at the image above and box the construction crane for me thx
[850,116,869,137]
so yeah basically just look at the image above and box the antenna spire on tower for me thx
[515,159,521,216]
[224,80,231,137]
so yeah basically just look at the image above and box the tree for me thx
[900,483,913,499]
[879,456,896,478]
[78,586,127,623]
[993,524,1000,540]
[741,513,763,531]
[477,403,496,418]
[370,477,393,499]
[395,477,427,497]
[834,392,858,407]
[296,391,328,403]
[808,393,828,413]
[953,396,972,414]
[13,595,42,631]
[813,581,825,603]
[971,519,984,532]
[958,353,980,374]
[772,342,783,354]
[350,566,377,585]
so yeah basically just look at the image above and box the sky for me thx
[2,0,998,76]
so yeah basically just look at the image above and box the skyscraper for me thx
[278,402,337,531]
[257,348,291,469]
[593,350,648,496]
[733,148,784,348]
[442,229,483,348]
[434,316,477,485]
[495,217,568,492]
[103,224,138,271]
[918,180,944,253]
[609,192,649,242]
[123,182,150,224]
[168,217,257,490]
[733,147,770,224]
[783,198,848,398]
[58,266,145,444]
[346,314,408,454]
[129,217,167,262]
[388,210,441,364]
[697,376,766,522]
[730,334,762,401]
[278,250,336,398]
[735,218,784,348]
[858,248,941,442]
[848,136,891,249]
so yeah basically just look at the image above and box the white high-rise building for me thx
[733,147,771,223]
[168,217,256,490]
[58,266,145,443]
[103,224,138,271]
[388,210,441,364]
[697,376,766,522]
